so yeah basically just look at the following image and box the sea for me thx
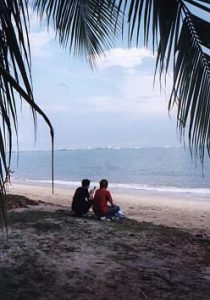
[9,147,210,198]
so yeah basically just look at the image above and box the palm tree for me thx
[1,0,210,225]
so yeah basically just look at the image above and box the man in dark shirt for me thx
[71,179,93,216]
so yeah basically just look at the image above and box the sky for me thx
[14,8,181,151]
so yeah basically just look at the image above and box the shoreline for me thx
[10,177,210,199]
[7,182,210,236]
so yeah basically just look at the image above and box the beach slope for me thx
[0,188,210,299]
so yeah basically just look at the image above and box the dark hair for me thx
[100,179,108,189]
[82,179,90,188]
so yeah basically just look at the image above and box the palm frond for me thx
[107,0,210,162]
[0,0,54,228]
[32,0,121,65]
[170,11,210,162]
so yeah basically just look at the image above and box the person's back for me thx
[93,187,113,217]
[72,179,93,216]
[93,179,120,218]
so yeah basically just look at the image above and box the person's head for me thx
[100,179,108,189]
[82,179,90,189]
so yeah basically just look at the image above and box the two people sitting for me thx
[71,178,122,219]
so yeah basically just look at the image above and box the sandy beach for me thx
[1,183,210,300]
[7,183,210,236]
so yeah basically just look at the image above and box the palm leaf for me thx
[32,0,121,64]
[106,0,210,162]
[0,0,54,229]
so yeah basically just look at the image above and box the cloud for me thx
[29,27,55,58]
[26,8,55,58]
[118,72,172,115]
[28,7,42,28]
[83,94,166,116]
[40,67,173,118]
[73,72,173,117]
[95,48,154,69]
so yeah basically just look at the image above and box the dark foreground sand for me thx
[0,194,210,300]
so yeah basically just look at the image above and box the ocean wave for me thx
[109,183,210,195]
[55,145,183,151]
[12,178,210,196]
[56,146,122,151]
